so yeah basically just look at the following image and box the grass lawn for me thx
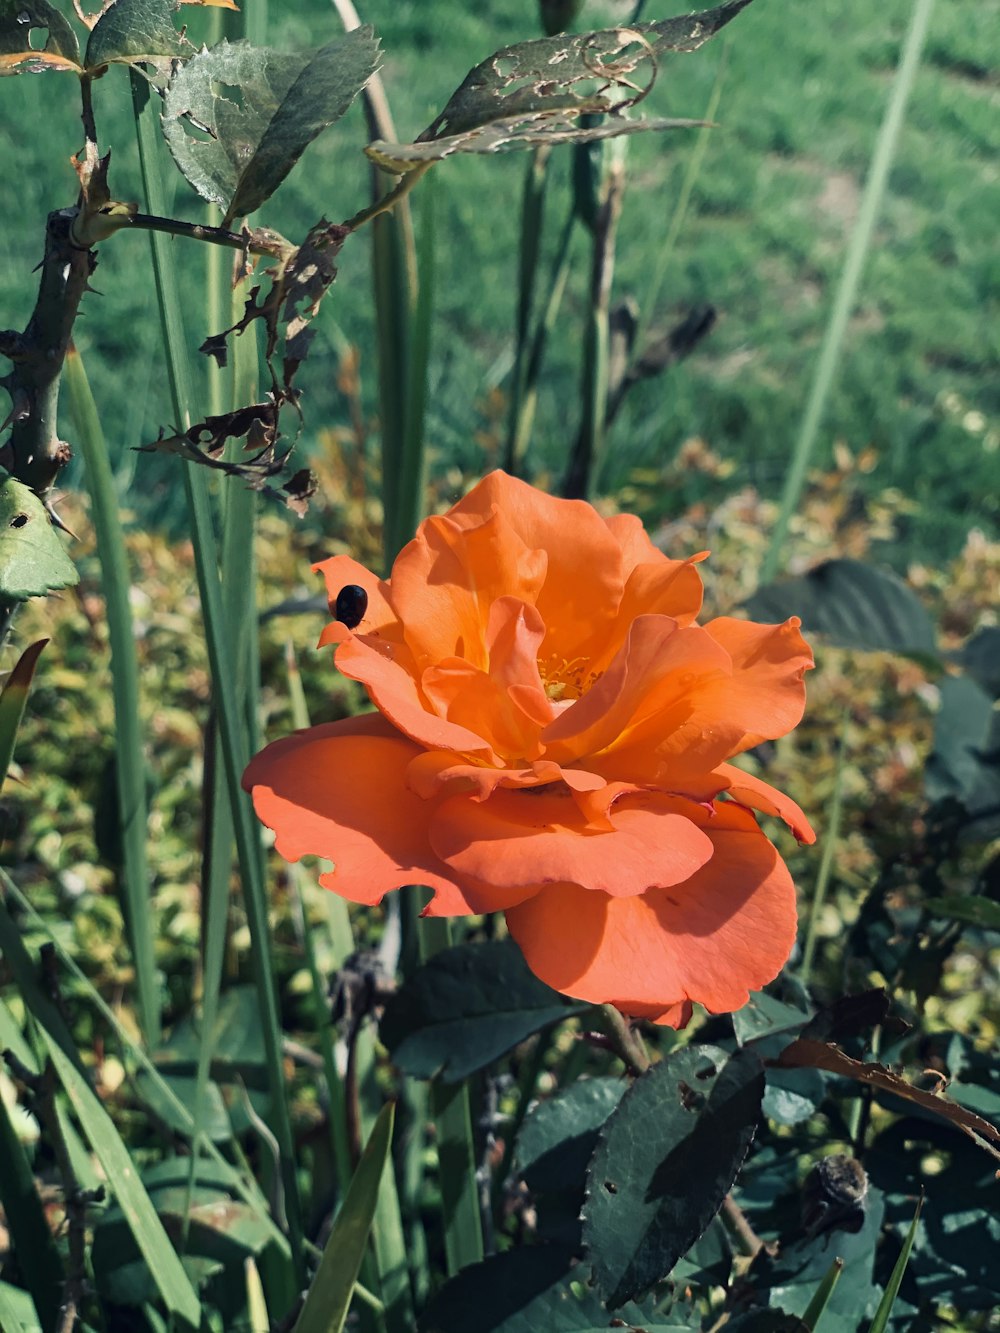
[1,0,996,560]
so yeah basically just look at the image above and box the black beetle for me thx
[334,584,368,629]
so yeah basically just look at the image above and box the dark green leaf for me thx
[670,1218,733,1289]
[725,1316,809,1333]
[380,940,589,1082]
[0,0,80,73]
[924,894,1000,931]
[162,29,381,223]
[419,1245,605,1333]
[367,0,753,169]
[84,0,191,71]
[583,1045,764,1307]
[733,990,812,1046]
[925,675,1000,835]
[952,626,1000,698]
[515,1078,624,1193]
[746,558,936,657]
[762,1063,827,1127]
[0,478,78,600]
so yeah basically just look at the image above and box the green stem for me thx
[420,918,484,1274]
[761,0,937,582]
[64,346,159,1049]
[129,70,307,1288]
[800,711,849,988]
[504,145,552,474]
[598,1004,650,1076]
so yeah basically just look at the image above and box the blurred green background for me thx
[1,0,996,558]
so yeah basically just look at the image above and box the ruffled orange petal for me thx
[605,512,706,623]
[542,616,730,765]
[700,617,813,752]
[334,634,496,759]
[505,801,796,1023]
[448,471,627,667]
[388,505,547,674]
[406,751,607,802]
[314,555,398,643]
[428,788,713,898]
[243,713,470,911]
[713,762,816,843]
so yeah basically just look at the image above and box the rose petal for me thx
[243,712,469,911]
[388,505,547,674]
[314,554,398,643]
[700,617,814,752]
[429,788,714,898]
[505,801,796,1022]
[334,634,496,758]
[714,762,816,844]
[448,471,627,667]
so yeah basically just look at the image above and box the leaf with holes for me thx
[0,0,81,73]
[583,1044,764,1307]
[0,478,78,600]
[365,0,752,170]
[162,29,381,225]
[746,558,937,659]
[84,0,192,71]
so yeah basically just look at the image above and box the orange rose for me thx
[244,471,814,1026]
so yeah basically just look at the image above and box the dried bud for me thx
[801,1154,869,1239]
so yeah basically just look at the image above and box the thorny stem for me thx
[126,212,293,260]
[598,1004,651,1076]
[80,74,98,149]
[722,1193,768,1258]
[4,1051,103,1333]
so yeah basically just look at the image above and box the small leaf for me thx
[952,625,1000,698]
[732,989,812,1045]
[162,29,381,224]
[0,0,81,73]
[85,0,192,70]
[292,1102,394,1333]
[369,0,752,170]
[924,894,1000,931]
[0,477,79,600]
[747,558,937,658]
[379,940,590,1082]
[583,1045,764,1307]
[0,639,46,792]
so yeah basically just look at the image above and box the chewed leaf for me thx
[367,115,707,172]
[0,478,78,600]
[84,0,192,70]
[583,1044,764,1307]
[367,0,752,170]
[0,0,81,73]
[162,29,381,224]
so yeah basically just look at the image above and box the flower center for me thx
[539,653,602,703]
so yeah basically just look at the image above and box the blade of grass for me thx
[64,347,159,1049]
[38,1030,202,1329]
[130,70,306,1284]
[868,1196,923,1333]
[504,145,552,474]
[761,0,938,581]
[245,1257,270,1333]
[510,203,576,469]
[419,917,484,1275]
[800,710,849,988]
[802,1256,844,1332]
[0,1282,32,1333]
[292,1103,395,1333]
